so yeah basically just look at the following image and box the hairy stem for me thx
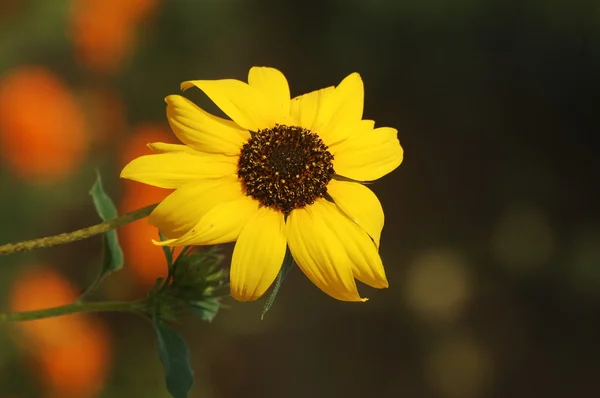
[0,204,157,256]
[0,300,148,322]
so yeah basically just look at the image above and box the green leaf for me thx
[153,308,195,398]
[188,298,220,322]
[261,249,294,319]
[89,172,123,276]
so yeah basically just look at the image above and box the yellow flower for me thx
[121,67,403,302]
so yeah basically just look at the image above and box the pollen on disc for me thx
[237,124,334,214]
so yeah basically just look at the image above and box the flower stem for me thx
[0,203,157,256]
[0,300,149,322]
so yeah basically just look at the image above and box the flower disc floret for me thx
[237,124,334,214]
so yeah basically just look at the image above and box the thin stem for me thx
[0,300,148,322]
[0,203,158,256]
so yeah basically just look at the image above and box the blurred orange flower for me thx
[9,266,83,345]
[37,327,110,398]
[0,66,89,183]
[119,124,180,286]
[8,265,111,398]
[71,0,160,73]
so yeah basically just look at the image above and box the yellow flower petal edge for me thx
[156,195,259,247]
[148,176,244,240]
[248,67,291,117]
[327,119,375,155]
[147,142,197,154]
[290,86,335,131]
[287,199,367,302]
[289,73,364,147]
[230,206,287,301]
[165,95,249,155]
[327,179,384,248]
[120,152,238,189]
[323,200,388,289]
[334,126,403,181]
[181,79,284,131]
[314,73,364,147]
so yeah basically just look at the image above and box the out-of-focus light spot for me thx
[405,248,470,323]
[569,229,600,299]
[425,336,493,398]
[8,265,110,398]
[9,265,87,345]
[119,124,181,287]
[0,66,89,183]
[491,205,554,274]
[37,324,110,398]
[71,0,160,73]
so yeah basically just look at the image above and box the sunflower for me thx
[121,67,403,302]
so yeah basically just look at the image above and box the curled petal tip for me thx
[119,164,132,179]
[152,238,177,247]
[180,81,195,91]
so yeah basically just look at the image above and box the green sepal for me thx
[164,247,227,322]
[187,298,220,322]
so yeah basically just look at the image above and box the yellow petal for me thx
[156,195,259,247]
[148,176,244,240]
[289,86,335,131]
[314,73,364,147]
[147,142,197,154]
[333,126,403,181]
[120,152,238,189]
[328,119,374,155]
[248,67,290,117]
[165,95,250,155]
[286,199,367,301]
[327,179,384,248]
[230,206,287,301]
[325,119,375,155]
[181,78,283,131]
[290,198,388,291]
[326,203,388,289]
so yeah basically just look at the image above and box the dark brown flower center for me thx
[237,124,334,214]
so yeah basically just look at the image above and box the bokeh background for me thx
[1,0,599,397]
